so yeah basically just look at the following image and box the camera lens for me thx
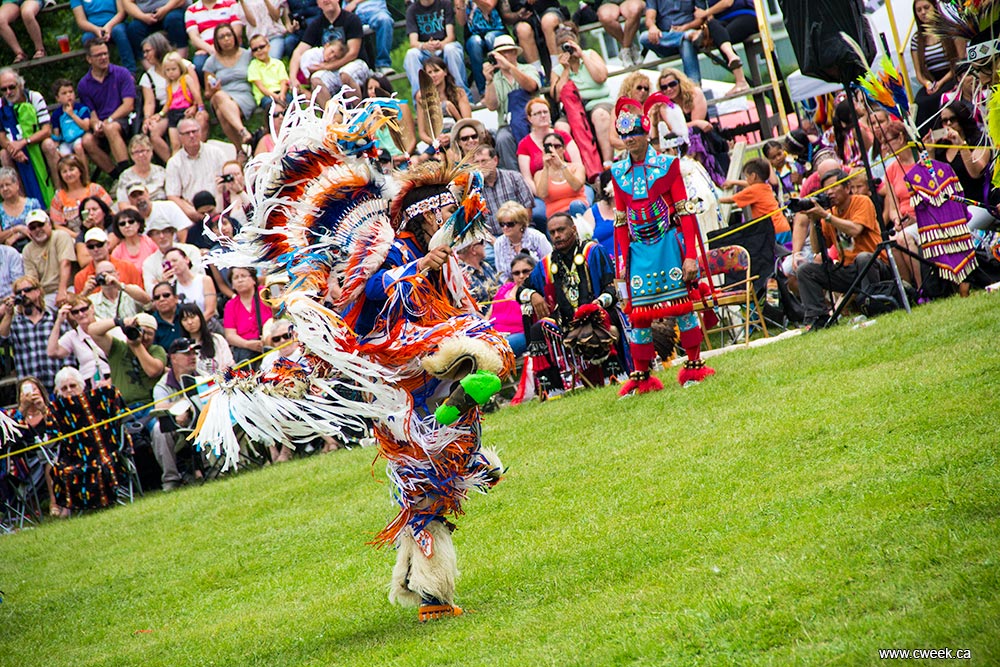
[123,325,141,341]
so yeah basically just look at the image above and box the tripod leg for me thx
[883,242,913,314]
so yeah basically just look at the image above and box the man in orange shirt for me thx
[73,228,144,294]
[795,169,886,329]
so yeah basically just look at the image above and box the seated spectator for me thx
[640,0,703,84]
[88,312,167,410]
[932,100,991,205]
[821,99,865,168]
[47,297,112,387]
[535,131,588,219]
[0,243,24,297]
[49,156,113,232]
[75,197,117,266]
[785,154,842,281]
[482,35,540,170]
[217,160,252,227]
[50,79,93,171]
[457,241,500,314]
[0,68,57,206]
[223,266,273,366]
[124,0,189,61]
[204,214,237,300]
[492,200,552,282]
[344,0,393,75]
[598,0,644,66]
[75,227,143,294]
[204,24,257,150]
[657,67,728,182]
[288,0,366,102]
[488,252,535,356]
[578,170,616,260]
[911,0,961,130]
[247,34,291,112]
[111,208,159,277]
[460,0,506,100]
[551,22,612,167]
[719,157,791,245]
[414,57,472,149]
[283,0,319,54]
[238,0,291,58]
[259,316,301,369]
[185,0,243,74]
[178,301,233,374]
[499,0,566,79]
[165,118,229,222]
[694,0,752,93]
[7,377,57,516]
[142,214,202,289]
[49,369,131,513]
[610,72,653,151]
[795,169,886,330]
[0,0,45,63]
[471,144,534,239]
[518,98,585,226]
[21,210,75,307]
[117,135,168,205]
[71,0,138,72]
[300,35,370,107]
[0,276,71,392]
[0,167,42,250]
[89,259,151,320]
[404,0,471,100]
[149,280,185,349]
[139,34,209,162]
[78,41,136,179]
[784,127,821,176]
[365,74,417,164]
[763,139,803,204]
[159,53,205,155]
[151,336,204,490]
[162,246,217,317]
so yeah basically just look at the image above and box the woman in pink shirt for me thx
[222,266,273,366]
[487,254,536,356]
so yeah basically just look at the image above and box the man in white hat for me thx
[483,35,540,171]
[74,227,145,295]
[21,209,75,307]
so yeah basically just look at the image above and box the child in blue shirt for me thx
[50,79,91,168]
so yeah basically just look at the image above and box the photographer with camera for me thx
[483,36,540,171]
[794,168,885,330]
[87,260,151,321]
[0,276,71,393]
[88,312,167,408]
[74,228,144,296]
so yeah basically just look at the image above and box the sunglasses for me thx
[251,43,269,52]
[0,85,18,93]
[272,331,295,343]
[543,143,564,150]
[70,306,90,316]
[635,85,649,92]
[498,221,520,228]
[27,222,46,231]
[119,219,140,226]
[940,117,955,124]
[85,241,106,250]
[459,134,479,141]
[15,286,37,296]
[660,80,679,91]
[511,269,532,276]
[152,293,173,301]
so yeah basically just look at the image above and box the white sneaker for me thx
[619,47,634,68]
[628,46,642,65]
[376,66,396,76]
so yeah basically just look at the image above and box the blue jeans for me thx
[267,35,285,59]
[404,43,472,101]
[639,29,701,84]
[83,24,137,72]
[354,0,393,69]
[466,31,504,96]
[125,9,187,57]
[506,332,527,356]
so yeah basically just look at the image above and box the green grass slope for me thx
[1,294,999,667]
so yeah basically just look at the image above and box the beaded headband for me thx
[615,111,643,137]
[404,191,457,221]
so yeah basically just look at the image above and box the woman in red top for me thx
[516,98,583,197]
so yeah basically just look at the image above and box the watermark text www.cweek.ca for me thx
[878,648,972,660]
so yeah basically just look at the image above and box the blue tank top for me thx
[591,202,615,261]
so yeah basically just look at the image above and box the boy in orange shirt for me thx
[720,158,791,244]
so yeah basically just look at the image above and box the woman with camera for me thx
[551,22,612,168]
[5,377,61,516]
[217,160,252,227]
[46,296,112,388]
[535,132,588,219]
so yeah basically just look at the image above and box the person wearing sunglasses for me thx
[491,200,551,282]
[1,275,72,392]
[75,227,144,296]
[486,253,536,356]
[448,118,488,159]
[610,72,653,151]
[535,132,588,220]
[47,295,113,388]
[0,68,58,208]
[21,209,76,308]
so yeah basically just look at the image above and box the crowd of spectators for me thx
[2,0,998,526]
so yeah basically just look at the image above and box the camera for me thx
[561,43,574,54]
[122,324,141,341]
[95,273,107,286]
[221,174,235,183]
[487,53,497,66]
[13,294,26,307]
[787,193,833,213]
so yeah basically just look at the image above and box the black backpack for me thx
[857,280,917,316]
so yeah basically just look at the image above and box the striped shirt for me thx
[185,0,241,46]
[2,307,74,393]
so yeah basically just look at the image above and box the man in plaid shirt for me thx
[0,276,73,393]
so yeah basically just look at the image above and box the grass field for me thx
[1,294,999,667]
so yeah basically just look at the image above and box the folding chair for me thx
[693,245,770,348]
[1,451,41,531]
[117,422,145,505]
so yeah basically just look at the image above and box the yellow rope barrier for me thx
[0,337,297,461]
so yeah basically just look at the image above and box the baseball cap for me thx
[25,209,49,226]
[84,227,109,243]
[167,337,200,354]
[127,182,148,196]
[133,312,158,331]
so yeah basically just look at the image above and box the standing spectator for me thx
[21,210,75,307]
[74,196,117,267]
[48,156,113,232]
[223,266,273,366]
[0,276,71,392]
[491,200,552,282]
[46,296,112,385]
[0,167,42,250]
[911,0,962,129]
[88,259,151,319]
[482,36,540,170]
[345,0,394,75]
[414,58,472,148]
[640,0,703,85]
[142,215,202,289]
[71,0,138,72]
[116,134,168,204]
[0,0,45,63]
[166,117,229,220]
[204,24,258,151]
[124,0,189,60]
[111,208,159,276]
[185,0,245,73]
[288,0,366,100]
[77,41,136,179]
[0,68,57,207]
[139,33,209,162]
[247,34,291,111]
[460,0,506,100]
[598,0,645,66]
[88,312,167,408]
[178,301,233,375]
[149,280,185,349]
[404,0,471,100]
[0,243,25,298]
[238,0,290,58]
[50,79,93,171]
[74,227,144,294]
[470,145,534,239]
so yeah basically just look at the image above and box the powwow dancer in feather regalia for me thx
[191,93,514,622]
